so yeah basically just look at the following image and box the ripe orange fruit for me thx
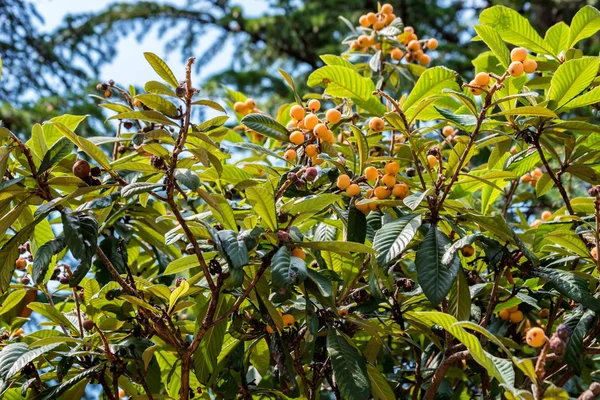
[307,99,321,112]
[355,200,370,214]
[314,123,329,138]
[366,12,377,25]
[507,305,519,313]
[510,47,527,62]
[384,13,395,25]
[373,21,385,31]
[531,168,543,179]
[592,246,598,260]
[499,309,510,320]
[474,72,490,86]
[407,40,421,52]
[374,186,391,199]
[244,98,256,110]
[118,389,125,399]
[384,161,399,175]
[369,117,385,132]
[291,248,306,260]
[530,219,542,228]
[304,113,320,130]
[359,15,370,27]
[521,174,532,183]
[15,258,27,270]
[468,80,484,95]
[381,173,396,188]
[338,309,349,317]
[266,324,274,334]
[357,35,370,48]
[539,309,550,318]
[418,54,431,66]
[427,154,437,168]
[541,210,552,221]
[322,129,335,144]
[381,3,393,14]
[282,314,295,327]
[305,144,317,157]
[508,61,524,77]
[337,174,352,190]
[326,109,342,124]
[523,59,537,73]
[391,48,404,61]
[290,105,305,121]
[442,125,454,137]
[392,183,409,199]
[427,38,438,50]
[346,184,361,197]
[289,131,304,145]
[509,310,524,323]
[526,327,546,348]
[461,245,474,257]
[364,166,379,181]
[234,102,248,114]
[312,156,324,166]
[284,149,297,162]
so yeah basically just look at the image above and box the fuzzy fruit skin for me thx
[523,59,537,73]
[507,305,519,313]
[508,61,524,77]
[364,166,379,181]
[461,245,475,257]
[541,210,552,221]
[289,131,304,145]
[381,3,393,14]
[427,154,437,168]
[392,183,409,199]
[291,248,306,260]
[15,258,27,270]
[73,160,91,178]
[499,309,510,320]
[369,117,385,132]
[233,102,247,114]
[314,123,328,138]
[305,144,317,158]
[266,325,274,334]
[442,126,454,137]
[346,184,361,197]
[290,105,305,121]
[592,246,598,260]
[304,167,318,181]
[510,47,527,62]
[281,314,295,327]
[326,109,342,124]
[82,319,95,331]
[468,80,484,95]
[474,72,491,86]
[407,40,420,52]
[244,98,256,110]
[338,309,349,317]
[509,310,524,323]
[307,99,321,112]
[337,174,351,190]
[418,54,431,66]
[374,186,391,199]
[384,161,400,175]
[391,48,404,60]
[304,114,319,131]
[284,149,297,162]
[526,327,546,347]
[359,15,370,27]
[381,173,396,189]
[427,38,438,50]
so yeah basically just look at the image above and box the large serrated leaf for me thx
[174,168,200,191]
[32,236,66,285]
[373,214,421,267]
[245,186,277,232]
[532,268,600,312]
[38,137,74,175]
[568,6,600,48]
[403,67,460,119]
[271,246,307,290]
[473,25,511,69]
[564,309,596,374]
[108,110,177,126]
[549,58,600,110]
[0,222,38,293]
[241,113,289,142]
[327,329,370,400]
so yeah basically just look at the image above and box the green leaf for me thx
[563,85,600,110]
[51,122,112,170]
[0,222,38,293]
[415,225,461,305]
[240,113,289,142]
[367,364,395,400]
[230,142,286,162]
[143,52,179,88]
[545,22,570,55]
[568,6,600,48]
[403,67,460,119]
[532,267,600,312]
[307,65,386,115]
[168,280,189,314]
[479,5,556,56]
[135,94,179,117]
[144,80,177,97]
[271,246,308,290]
[449,269,472,321]
[27,302,78,333]
[492,106,558,118]
[346,206,367,244]
[549,58,600,110]
[38,137,73,175]
[282,194,341,215]
[535,172,554,197]
[327,329,370,400]
[245,186,278,232]
[278,69,304,106]
[174,169,200,191]
[121,182,164,197]
[298,241,377,254]
[108,110,177,126]
[192,99,227,113]
[32,236,66,285]
[373,214,421,267]
[215,230,248,285]
[6,343,62,379]
[0,290,26,317]
[564,309,596,374]
[60,209,98,285]
[473,25,511,69]
[349,125,369,173]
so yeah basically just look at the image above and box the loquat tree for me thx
[2,3,600,400]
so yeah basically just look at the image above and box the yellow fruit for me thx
[418,54,431,66]
[523,59,537,73]
[461,245,474,257]
[368,198,380,211]
[133,98,142,108]
[233,102,247,114]
[289,131,304,145]
[530,219,542,228]
[338,309,349,317]
[391,48,404,61]
[499,309,510,320]
[15,258,27,270]
[384,161,399,175]
[510,47,527,62]
[384,13,395,25]
[541,210,552,221]
[427,154,437,168]
[381,3,393,14]
[381,173,397,189]
[427,38,438,50]
[244,98,256,110]
[592,246,598,260]
[291,248,306,260]
[118,389,125,399]
[266,324,274,334]
[312,156,324,166]
[509,310,524,323]
[304,113,320,130]
[349,41,359,50]
[474,72,490,86]
[373,21,385,31]
[355,200,370,214]
[442,125,454,137]
[290,105,305,121]
[369,117,385,132]
[346,184,361,197]
[366,188,374,198]
[507,305,519,313]
[104,89,112,98]
[322,129,335,144]
[508,61,524,77]
[337,174,352,190]
[407,40,421,52]
[305,144,317,157]
[531,168,543,179]
[526,327,547,347]
[364,166,379,181]
[521,174,532,183]
[374,186,391,199]
[284,149,297,162]
[357,35,370,47]
[366,12,377,25]
[392,183,409,199]
[326,109,342,124]
[282,314,295,327]
[307,99,321,112]
[510,146,517,154]
[468,80,484,95]
[359,15,370,27]
[314,123,329,138]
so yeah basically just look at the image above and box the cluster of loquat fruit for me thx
[265,311,296,334]
[232,98,258,116]
[520,167,543,187]
[498,305,524,324]
[284,100,341,164]
[15,243,32,285]
[467,47,537,96]
[351,3,437,66]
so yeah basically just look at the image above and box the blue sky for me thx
[35,0,270,87]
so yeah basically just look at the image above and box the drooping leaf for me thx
[174,169,200,191]
[32,236,66,285]
[373,214,421,267]
[241,113,289,142]
[473,25,511,69]
[245,186,278,232]
[38,137,74,175]
[271,246,308,290]
[108,110,178,126]
[564,309,596,374]
[532,268,600,312]
[327,329,370,400]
